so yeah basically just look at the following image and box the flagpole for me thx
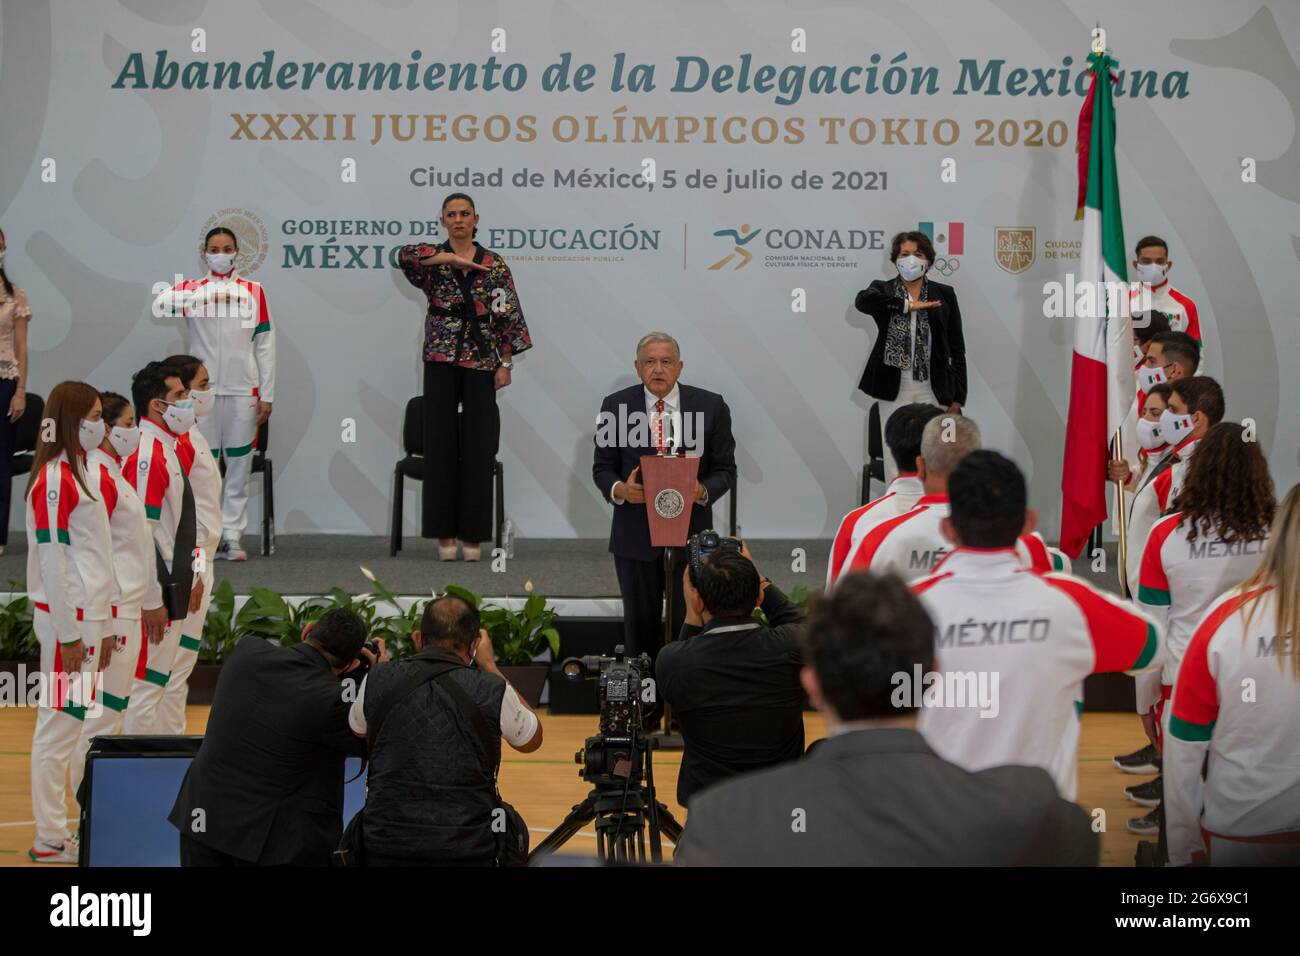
[1113,426,1130,598]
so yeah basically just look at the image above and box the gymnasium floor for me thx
[0,707,1151,866]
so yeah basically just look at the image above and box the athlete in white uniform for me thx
[1123,376,1224,598]
[1137,423,1274,726]
[842,414,1070,584]
[1128,235,1204,348]
[826,403,942,587]
[25,383,114,864]
[122,363,203,735]
[157,356,224,734]
[157,226,274,561]
[912,451,1163,801]
[70,393,152,801]
[1164,486,1300,866]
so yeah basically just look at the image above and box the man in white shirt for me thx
[913,451,1163,800]
[842,413,980,582]
[827,402,941,587]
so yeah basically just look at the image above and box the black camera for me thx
[561,645,653,779]
[687,529,742,585]
[348,638,381,678]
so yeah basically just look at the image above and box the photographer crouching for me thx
[656,533,806,808]
[168,609,378,866]
[345,594,543,866]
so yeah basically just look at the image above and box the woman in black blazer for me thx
[856,231,967,480]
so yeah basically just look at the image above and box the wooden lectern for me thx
[639,452,700,749]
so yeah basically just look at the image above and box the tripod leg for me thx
[528,796,599,862]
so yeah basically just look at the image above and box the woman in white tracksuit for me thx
[25,381,113,864]
[159,226,274,561]
[70,391,151,801]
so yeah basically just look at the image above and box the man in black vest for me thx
[592,332,737,662]
[348,594,542,866]
[168,609,371,866]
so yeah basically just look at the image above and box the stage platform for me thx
[0,535,1122,612]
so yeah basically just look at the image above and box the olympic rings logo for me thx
[932,257,961,277]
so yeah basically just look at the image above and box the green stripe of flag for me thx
[1084,51,1128,282]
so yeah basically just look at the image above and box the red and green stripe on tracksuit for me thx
[1164,585,1300,865]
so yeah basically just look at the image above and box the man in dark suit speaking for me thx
[592,332,736,662]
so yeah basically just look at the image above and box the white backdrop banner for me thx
[2,0,1296,540]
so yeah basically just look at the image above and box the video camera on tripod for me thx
[560,645,652,779]
[531,645,683,863]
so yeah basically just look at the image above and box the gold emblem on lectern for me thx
[994,227,1036,274]
[654,489,685,519]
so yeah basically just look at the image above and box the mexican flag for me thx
[1059,47,1137,559]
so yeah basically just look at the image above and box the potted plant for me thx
[0,585,37,684]
[443,583,558,708]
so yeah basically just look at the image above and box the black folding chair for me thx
[217,419,273,556]
[860,402,886,506]
[390,396,504,557]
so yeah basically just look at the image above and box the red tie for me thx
[654,399,666,453]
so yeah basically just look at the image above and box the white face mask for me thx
[190,387,215,418]
[1135,262,1168,286]
[161,398,196,434]
[0,251,6,268]
[1160,408,1194,444]
[1136,417,1165,451]
[108,425,141,458]
[206,252,235,275]
[1133,344,1144,363]
[1137,364,1167,392]
[79,418,106,453]
[896,255,928,282]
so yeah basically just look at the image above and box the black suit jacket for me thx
[855,278,968,407]
[656,586,805,806]
[592,383,737,563]
[168,638,366,865]
[674,728,1098,866]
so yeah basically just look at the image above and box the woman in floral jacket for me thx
[398,193,532,561]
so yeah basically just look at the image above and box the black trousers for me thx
[615,550,687,664]
[422,361,498,543]
[178,832,255,867]
[0,378,15,547]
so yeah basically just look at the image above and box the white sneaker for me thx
[437,543,459,561]
[28,838,77,864]
[461,543,481,562]
[217,539,247,562]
